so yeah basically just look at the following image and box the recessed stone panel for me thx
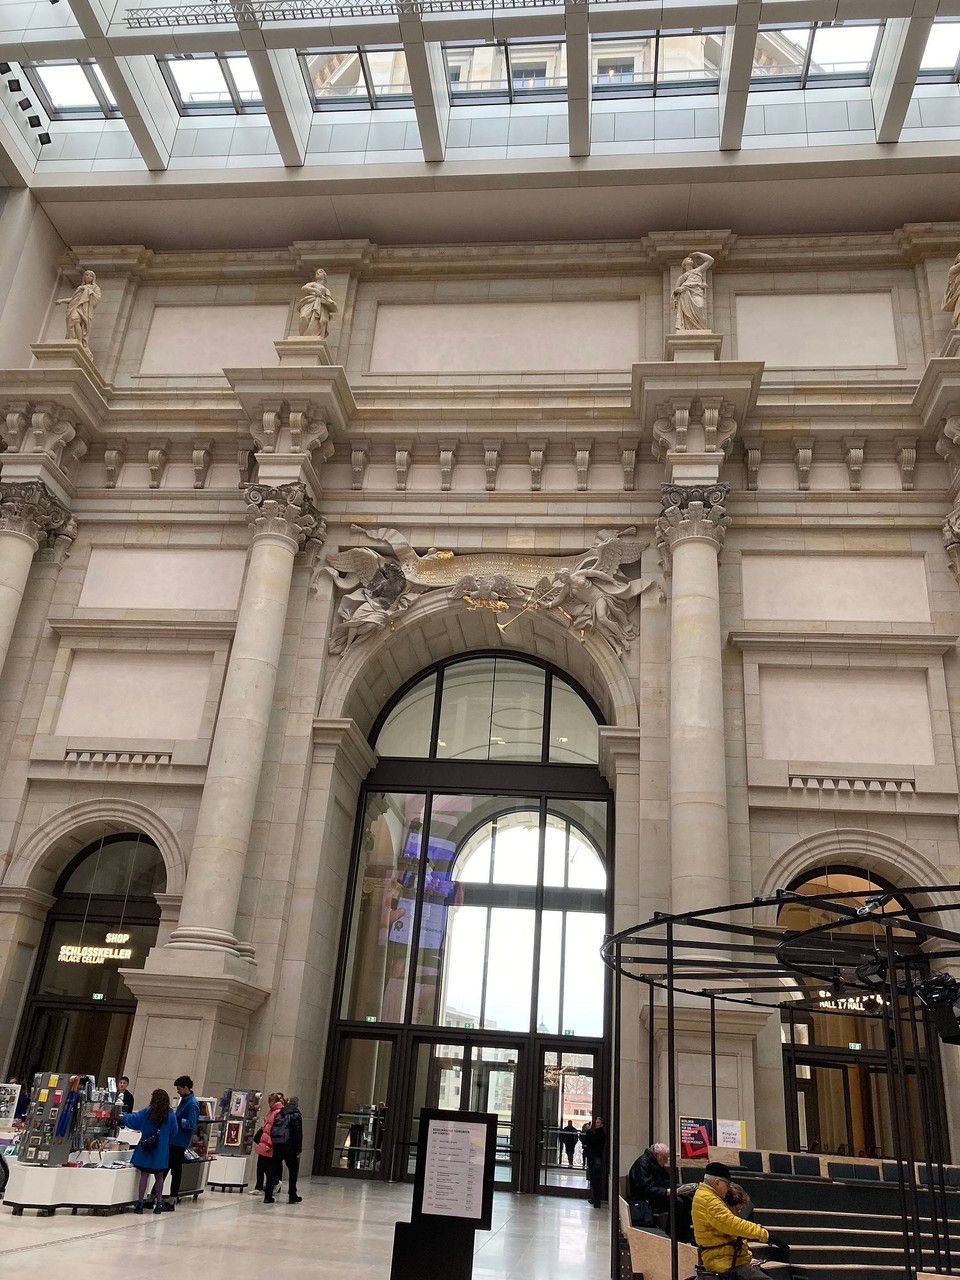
[55,651,213,740]
[742,555,930,622]
[368,300,643,372]
[759,667,935,766]
[735,293,899,366]
[79,548,247,610]
[139,304,288,375]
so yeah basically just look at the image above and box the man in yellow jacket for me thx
[691,1162,771,1277]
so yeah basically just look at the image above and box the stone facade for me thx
[2,227,960,1171]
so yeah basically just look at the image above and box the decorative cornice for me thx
[48,615,237,640]
[118,968,269,1013]
[244,481,325,551]
[729,631,958,655]
[0,481,74,549]
[656,483,730,570]
[312,717,378,783]
[0,885,57,919]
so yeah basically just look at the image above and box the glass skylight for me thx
[300,48,412,108]
[159,54,263,114]
[751,22,882,88]
[590,31,722,97]
[920,21,960,79]
[23,59,119,119]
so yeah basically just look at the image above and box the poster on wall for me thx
[716,1119,746,1149]
[679,1117,712,1159]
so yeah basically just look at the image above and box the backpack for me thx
[270,1109,292,1146]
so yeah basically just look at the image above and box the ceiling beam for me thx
[246,44,312,166]
[399,6,449,163]
[872,10,935,145]
[95,55,176,170]
[566,0,590,158]
[719,3,760,152]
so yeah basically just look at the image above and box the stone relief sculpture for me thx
[296,268,338,339]
[56,270,101,349]
[943,253,960,330]
[671,252,714,332]
[320,525,661,658]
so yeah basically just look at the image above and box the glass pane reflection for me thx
[330,1037,392,1171]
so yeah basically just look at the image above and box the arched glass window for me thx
[13,834,164,1084]
[373,655,600,764]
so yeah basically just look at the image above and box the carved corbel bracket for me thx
[895,436,917,491]
[395,441,413,492]
[147,439,171,490]
[238,447,256,488]
[619,439,638,492]
[842,436,865,492]
[350,439,369,491]
[439,438,458,493]
[702,397,738,457]
[529,439,547,492]
[31,403,77,468]
[742,436,762,491]
[483,438,502,493]
[943,505,960,583]
[793,437,814,491]
[192,439,214,490]
[936,414,960,474]
[574,438,592,492]
[652,400,690,463]
[104,439,128,489]
[3,404,29,452]
[251,400,331,462]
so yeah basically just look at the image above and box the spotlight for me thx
[17,98,32,111]
[27,115,40,127]
[0,63,10,75]
[38,132,51,144]
[7,78,21,92]
[917,972,960,1044]
[854,955,887,989]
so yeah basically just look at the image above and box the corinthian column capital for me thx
[0,481,75,550]
[656,482,730,572]
[243,481,326,553]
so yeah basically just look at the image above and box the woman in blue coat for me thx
[125,1088,178,1214]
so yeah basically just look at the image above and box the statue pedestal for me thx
[940,329,960,358]
[664,332,723,362]
[275,337,333,367]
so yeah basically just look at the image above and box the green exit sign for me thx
[365,1016,376,1023]
[92,993,105,1001]
[563,1029,575,1036]
[849,1042,862,1051]
[464,1022,474,1029]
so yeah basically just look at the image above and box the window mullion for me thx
[801,26,816,88]
[358,47,376,108]
[220,57,244,113]
[504,41,516,104]
[84,61,113,117]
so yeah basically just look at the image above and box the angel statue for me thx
[535,528,660,656]
[672,252,714,333]
[321,526,452,653]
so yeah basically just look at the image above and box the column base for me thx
[165,924,243,954]
[274,337,333,367]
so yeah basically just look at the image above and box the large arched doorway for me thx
[778,867,948,1161]
[317,653,612,1196]
[11,834,165,1085]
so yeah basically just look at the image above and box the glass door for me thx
[538,1047,596,1194]
[327,1036,393,1175]
[402,1038,522,1189]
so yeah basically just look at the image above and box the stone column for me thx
[165,481,324,958]
[0,482,74,684]
[656,482,731,918]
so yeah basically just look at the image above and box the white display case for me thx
[2,1158,209,1214]
[208,1153,252,1191]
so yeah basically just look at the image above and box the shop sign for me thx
[57,931,133,964]
[816,989,884,1013]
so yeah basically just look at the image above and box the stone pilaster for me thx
[0,482,75,683]
[160,482,324,962]
[656,483,731,919]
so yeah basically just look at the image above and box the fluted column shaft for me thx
[657,484,731,918]
[167,483,323,955]
[0,483,74,683]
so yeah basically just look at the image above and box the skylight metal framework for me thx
[22,59,120,121]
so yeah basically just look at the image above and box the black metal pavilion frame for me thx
[601,884,960,1280]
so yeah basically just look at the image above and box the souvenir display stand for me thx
[0,1083,21,1128]
[208,1089,260,1192]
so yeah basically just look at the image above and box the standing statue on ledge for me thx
[943,253,960,330]
[296,268,338,339]
[56,270,101,350]
[672,251,714,332]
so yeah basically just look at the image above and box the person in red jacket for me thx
[255,1093,284,1204]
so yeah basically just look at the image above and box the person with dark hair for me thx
[126,1088,178,1215]
[559,1121,579,1168]
[162,1075,199,1210]
[116,1076,134,1113]
[581,1115,607,1207]
[271,1095,303,1204]
[255,1093,285,1204]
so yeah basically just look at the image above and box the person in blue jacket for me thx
[125,1088,178,1214]
[162,1075,200,1210]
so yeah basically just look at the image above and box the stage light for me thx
[38,132,51,144]
[17,97,32,111]
[6,78,22,92]
[27,115,40,127]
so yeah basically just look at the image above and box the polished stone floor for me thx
[0,1178,613,1280]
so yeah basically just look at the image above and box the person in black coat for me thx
[581,1116,607,1207]
[627,1142,693,1240]
[272,1095,303,1204]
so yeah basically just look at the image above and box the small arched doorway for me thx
[317,652,613,1196]
[778,867,948,1161]
[11,834,166,1085]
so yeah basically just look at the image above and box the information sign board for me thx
[411,1108,497,1233]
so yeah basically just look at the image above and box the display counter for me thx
[2,1157,210,1215]
[208,1153,252,1191]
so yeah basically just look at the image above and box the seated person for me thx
[626,1142,692,1240]
[692,1162,779,1278]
